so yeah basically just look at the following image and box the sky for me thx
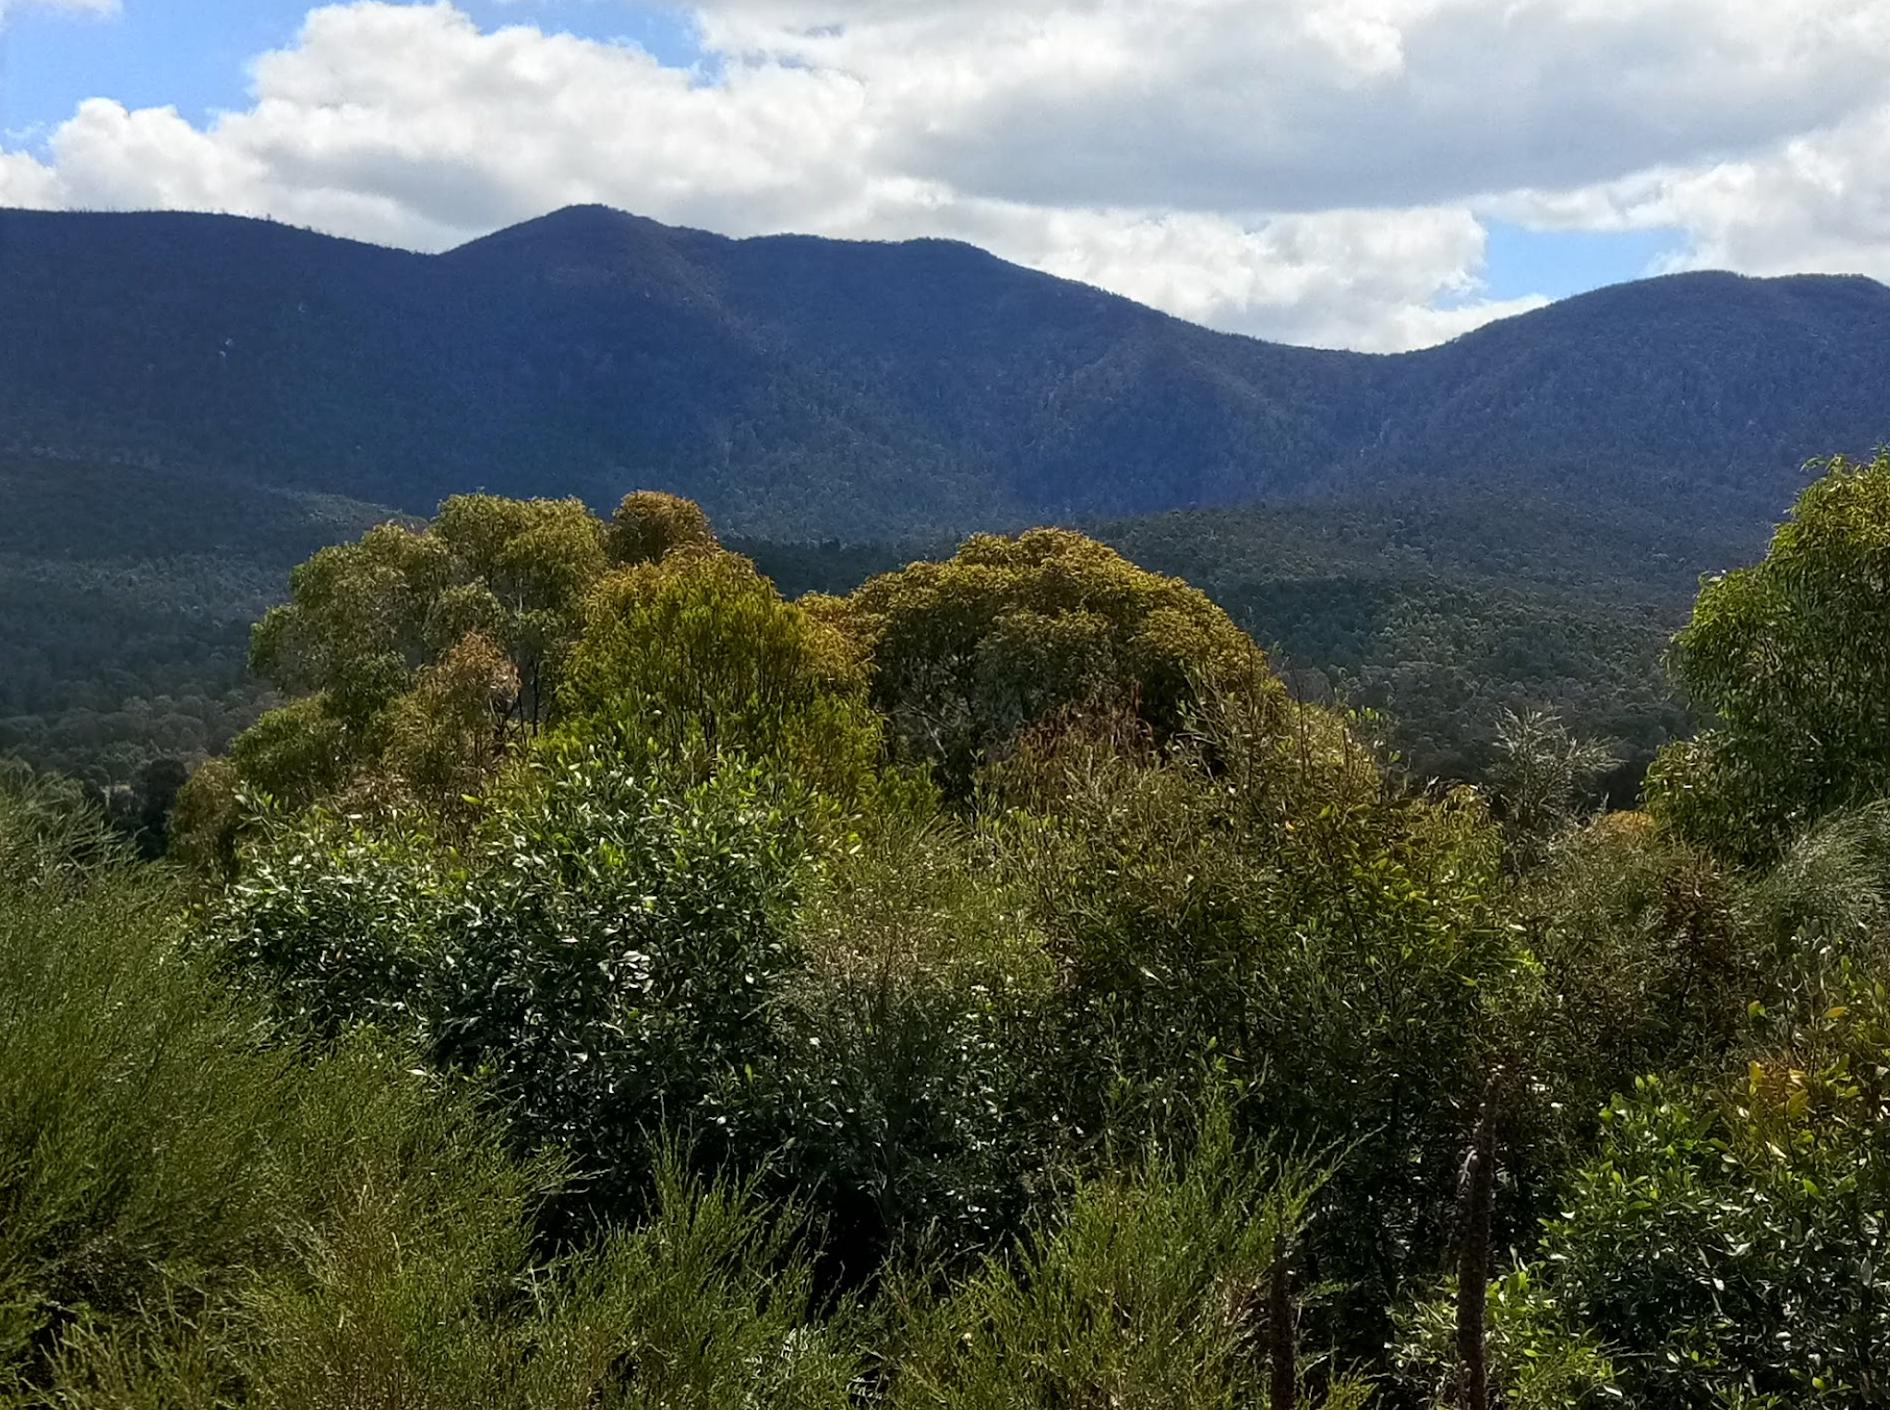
[2,0,1886,352]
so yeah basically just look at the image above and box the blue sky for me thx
[2,1,703,137]
[1474,223,1678,305]
[0,0,1870,351]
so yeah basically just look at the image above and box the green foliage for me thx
[1487,707,1618,867]
[1096,480,1749,788]
[35,447,1890,1408]
[231,492,618,813]
[839,528,1270,791]
[211,752,814,1219]
[890,1114,1342,1410]
[1492,801,1890,1407]
[0,787,296,1386]
[769,813,1058,1271]
[1535,1045,1890,1407]
[226,693,354,808]
[559,547,881,799]
[1389,1267,1618,1409]
[0,453,399,787]
[1650,451,1890,863]
[166,756,243,881]
[0,774,857,1409]
[1507,813,1746,1163]
[980,682,1519,1360]
[606,489,719,566]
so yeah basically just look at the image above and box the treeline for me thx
[740,477,1757,793]
[8,459,1890,1407]
[0,451,1757,800]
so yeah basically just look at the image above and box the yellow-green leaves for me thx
[1649,452,1890,863]
[837,526,1272,791]
[558,547,880,800]
[224,491,687,820]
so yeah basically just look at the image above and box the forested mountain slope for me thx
[747,477,1778,788]
[5,204,1888,538]
[0,452,395,779]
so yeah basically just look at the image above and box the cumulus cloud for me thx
[1498,101,1890,289]
[6,0,1890,349]
[0,150,64,206]
[693,0,1890,211]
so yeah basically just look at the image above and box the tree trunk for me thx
[1269,1227,1295,1410]
[1456,1091,1497,1410]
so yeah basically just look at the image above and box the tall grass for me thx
[887,1112,1360,1409]
[0,782,858,1408]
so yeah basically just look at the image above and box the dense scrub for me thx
[11,456,1890,1407]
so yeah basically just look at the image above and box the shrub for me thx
[769,813,1058,1275]
[1535,1036,1890,1406]
[889,1113,1347,1410]
[1389,1267,1617,1409]
[210,752,817,1222]
[0,777,858,1409]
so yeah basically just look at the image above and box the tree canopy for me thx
[1649,451,1890,862]
[831,527,1274,789]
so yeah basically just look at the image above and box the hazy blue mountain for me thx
[6,204,1886,539]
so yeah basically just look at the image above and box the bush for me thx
[979,689,1519,1363]
[0,777,858,1409]
[1389,1267,1617,1409]
[889,1113,1349,1410]
[211,752,818,1222]
[1532,1029,1890,1406]
[769,813,1058,1275]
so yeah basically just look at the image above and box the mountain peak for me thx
[447,203,667,257]
[442,204,729,304]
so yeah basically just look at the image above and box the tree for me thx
[218,490,726,821]
[831,528,1271,791]
[1487,707,1617,868]
[558,546,881,799]
[1648,452,1890,863]
[606,489,718,567]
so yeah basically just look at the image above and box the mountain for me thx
[6,204,1888,540]
[3,203,1887,783]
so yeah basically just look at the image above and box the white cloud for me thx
[693,0,1890,211]
[0,149,64,206]
[8,0,1890,349]
[944,202,1537,352]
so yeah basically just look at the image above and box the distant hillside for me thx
[745,476,1776,789]
[4,205,1887,539]
[0,452,396,781]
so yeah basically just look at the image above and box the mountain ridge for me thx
[3,204,1888,539]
